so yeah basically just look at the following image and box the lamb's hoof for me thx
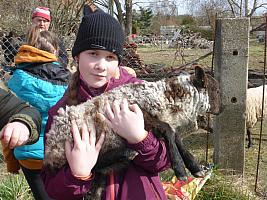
[192,170,205,178]
[178,176,188,182]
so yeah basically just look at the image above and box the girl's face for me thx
[77,49,119,88]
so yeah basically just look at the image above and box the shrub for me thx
[181,15,197,26]
[189,26,213,40]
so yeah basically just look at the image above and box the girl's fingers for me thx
[95,132,105,151]
[65,140,71,159]
[9,129,19,149]
[120,98,129,112]
[81,122,89,143]
[0,126,11,146]
[97,113,112,128]
[112,100,120,116]
[71,120,81,145]
[105,100,114,120]
[129,103,142,115]
[89,124,96,145]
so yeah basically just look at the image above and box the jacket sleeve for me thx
[41,165,94,200]
[127,131,171,174]
[0,86,41,173]
[0,87,41,144]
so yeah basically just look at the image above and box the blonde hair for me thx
[26,25,59,54]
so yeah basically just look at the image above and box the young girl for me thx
[7,25,71,200]
[41,9,171,200]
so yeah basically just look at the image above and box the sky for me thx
[132,0,189,15]
[103,0,266,17]
[132,0,267,16]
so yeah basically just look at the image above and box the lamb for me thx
[246,85,267,147]
[198,85,267,148]
[44,66,220,181]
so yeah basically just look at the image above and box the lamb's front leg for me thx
[154,123,188,181]
[175,133,205,178]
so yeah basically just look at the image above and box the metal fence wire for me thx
[0,27,214,82]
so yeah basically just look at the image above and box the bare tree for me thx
[148,0,178,16]
[125,0,133,40]
[0,0,135,43]
[187,0,267,18]
[113,0,123,24]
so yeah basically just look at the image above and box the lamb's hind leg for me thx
[247,128,253,148]
[175,134,205,178]
[153,123,188,181]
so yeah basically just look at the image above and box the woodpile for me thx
[168,31,213,50]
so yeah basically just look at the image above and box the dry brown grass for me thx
[181,119,267,200]
[138,38,266,71]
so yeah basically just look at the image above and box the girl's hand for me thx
[0,122,30,149]
[99,99,148,144]
[65,120,105,177]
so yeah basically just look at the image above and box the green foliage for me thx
[160,169,175,182]
[186,26,213,40]
[132,7,154,35]
[181,15,197,26]
[0,174,33,200]
[180,15,213,40]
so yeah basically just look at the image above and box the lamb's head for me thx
[164,66,220,115]
[159,66,220,134]
[191,66,221,115]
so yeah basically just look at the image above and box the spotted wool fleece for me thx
[44,72,211,171]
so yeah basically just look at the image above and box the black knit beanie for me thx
[72,10,124,62]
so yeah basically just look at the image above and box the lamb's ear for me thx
[192,66,206,89]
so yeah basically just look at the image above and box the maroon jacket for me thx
[41,67,171,200]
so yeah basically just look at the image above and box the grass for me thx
[138,38,266,71]
[0,174,33,200]
[181,120,267,200]
[196,170,256,200]
[248,39,266,71]
[138,44,213,68]
[0,148,34,199]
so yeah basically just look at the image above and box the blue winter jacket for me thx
[8,46,71,164]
